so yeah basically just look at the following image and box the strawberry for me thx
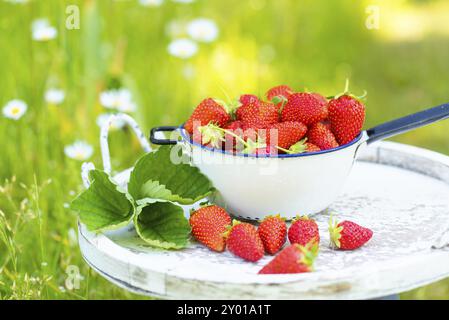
[288,215,320,246]
[239,94,259,106]
[189,205,232,252]
[266,85,292,101]
[226,221,264,262]
[277,138,321,154]
[265,121,307,150]
[306,122,339,150]
[258,215,287,254]
[184,98,231,135]
[328,95,365,145]
[258,243,317,274]
[236,100,279,128]
[304,142,321,152]
[281,92,328,125]
[312,93,328,105]
[329,216,373,250]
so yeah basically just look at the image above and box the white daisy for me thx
[2,99,27,120]
[187,18,219,43]
[167,38,198,59]
[172,0,194,3]
[99,88,137,113]
[139,0,163,6]
[31,18,57,41]
[96,113,126,130]
[45,88,65,105]
[64,141,93,161]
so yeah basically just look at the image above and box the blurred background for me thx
[0,0,448,299]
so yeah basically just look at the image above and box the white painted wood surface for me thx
[78,141,449,299]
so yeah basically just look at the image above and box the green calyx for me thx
[271,95,288,114]
[215,98,241,119]
[331,78,367,101]
[292,214,310,223]
[223,219,241,239]
[296,242,319,270]
[202,123,266,154]
[328,214,343,249]
[198,123,225,148]
[262,214,286,223]
[276,138,308,155]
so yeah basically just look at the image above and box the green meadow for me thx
[0,0,448,299]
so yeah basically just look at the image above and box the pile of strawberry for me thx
[190,205,373,274]
[184,83,366,155]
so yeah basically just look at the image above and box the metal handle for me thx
[81,114,152,187]
[366,102,449,144]
[150,126,179,145]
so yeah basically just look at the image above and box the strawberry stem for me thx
[328,214,343,249]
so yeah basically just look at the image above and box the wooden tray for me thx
[78,141,449,299]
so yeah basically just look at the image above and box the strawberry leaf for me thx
[134,200,191,249]
[70,170,135,232]
[128,146,215,204]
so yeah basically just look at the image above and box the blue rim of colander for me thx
[179,125,364,158]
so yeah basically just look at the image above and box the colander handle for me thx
[81,114,151,188]
[366,102,449,144]
[150,126,179,145]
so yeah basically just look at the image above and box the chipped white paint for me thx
[78,141,449,299]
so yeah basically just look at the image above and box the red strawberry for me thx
[306,122,339,150]
[266,85,292,101]
[328,95,365,145]
[236,101,279,128]
[189,205,232,252]
[305,142,320,152]
[226,221,264,262]
[184,98,231,135]
[329,217,373,250]
[288,215,320,246]
[281,92,328,125]
[258,215,287,254]
[258,243,317,274]
[266,121,307,150]
[239,94,259,106]
[312,93,328,105]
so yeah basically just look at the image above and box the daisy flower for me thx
[96,113,126,130]
[172,0,195,3]
[64,140,93,161]
[139,0,163,6]
[187,18,219,43]
[167,38,198,59]
[2,99,27,120]
[99,88,137,113]
[31,19,57,42]
[45,88,65,105]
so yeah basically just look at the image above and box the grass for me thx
[0,0,448,299]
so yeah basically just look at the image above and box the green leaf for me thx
[134,201,191,249]
[128,146,214,204]
[71,170,135,232]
